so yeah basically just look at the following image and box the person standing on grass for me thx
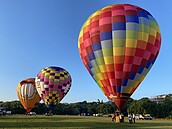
[115,111,120,123]
[119,114,122,122]
[132,113,136,123]
[120,113,124,122]
[128,114,133,124]
[112,113,115,122]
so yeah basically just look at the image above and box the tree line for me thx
[0,96,172,118]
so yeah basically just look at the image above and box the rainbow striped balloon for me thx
[78,4,161,110]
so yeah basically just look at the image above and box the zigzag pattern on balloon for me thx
[35,67,72,108]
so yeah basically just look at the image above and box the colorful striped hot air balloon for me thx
[78,4,161,110]
[17,78,41,112]
[35,66,72,112]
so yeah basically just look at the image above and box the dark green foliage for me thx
[1,96,172,118]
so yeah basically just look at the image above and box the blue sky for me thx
[0,0,171,103]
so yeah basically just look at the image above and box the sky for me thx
[0,0,171,103]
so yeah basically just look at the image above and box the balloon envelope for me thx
[16,78,41,112]
[35,66,72,110]
[78,4,161,110]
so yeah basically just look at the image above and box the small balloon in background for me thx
[17,78,41,113]
[35,66,72,114]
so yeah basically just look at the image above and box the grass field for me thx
[0,115,172,129]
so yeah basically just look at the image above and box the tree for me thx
[127,98,157,116]
[87,102,97,115]
[0,96,171,118]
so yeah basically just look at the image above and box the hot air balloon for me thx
[16,78,41,113]
[78,4,161,110]
[35,66,72,113]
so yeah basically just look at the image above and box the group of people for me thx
[111,111,124,123]
[112,111,136,124]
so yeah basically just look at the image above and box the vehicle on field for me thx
[0,110,6,115]
[144,114,153,120]
[0,107,11,115]
[29,112,36,116]
[135,114,144,120]
[6,111,12,115]
[93,113,103,117]
[45,113,53,116]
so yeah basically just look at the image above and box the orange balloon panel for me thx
[16,78,41,112]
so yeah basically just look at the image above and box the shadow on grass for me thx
[0,116,172,129]
[0,115,85,121]
[0,121,172,129]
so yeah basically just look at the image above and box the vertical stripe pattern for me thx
[17,78,41,112]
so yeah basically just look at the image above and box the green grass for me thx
[0,115,172,129]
